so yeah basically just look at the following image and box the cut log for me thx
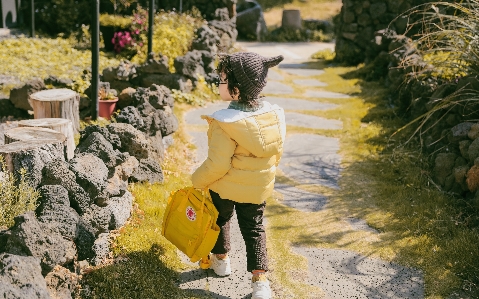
[4,127,68,160]
[0,140,65,188]
[17,118,75,160]
[5,127,66,144]
[28,89,80,133]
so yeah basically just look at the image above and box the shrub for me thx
[112,31,135,53]
[99,14,132,29]
[311,49,335,61]
[0,157,40,228]
[128,8,204,70]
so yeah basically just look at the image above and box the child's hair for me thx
[216,54,261,108]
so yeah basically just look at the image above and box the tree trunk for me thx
[0,140,65,188]
[17,118,75,160]
[28,89,80,134]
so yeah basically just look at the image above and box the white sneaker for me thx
[210,254,231,276]
[251,280,271,299]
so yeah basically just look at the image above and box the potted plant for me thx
[98,88,118,120]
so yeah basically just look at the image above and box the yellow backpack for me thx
[161,187,220,265]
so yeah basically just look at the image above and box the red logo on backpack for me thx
[186,206,196,221]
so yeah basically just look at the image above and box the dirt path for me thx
[180,42,424,299]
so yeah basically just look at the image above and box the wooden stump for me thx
[17,118,75,160]
[4,126,68,159]
[282,9,302,30]
[0,140,65,188]
[28,89,80,133]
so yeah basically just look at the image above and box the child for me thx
[191,52,285,299]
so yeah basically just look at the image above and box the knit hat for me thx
[229,52,284,99]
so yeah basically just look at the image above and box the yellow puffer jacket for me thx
[192,101,286,204]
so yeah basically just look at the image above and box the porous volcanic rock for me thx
[0,253,51,299]
[4,212,76,275]
[36,185,80,240]
[69,154,109,202]
[9,78,45,111]
[130,158,164,184]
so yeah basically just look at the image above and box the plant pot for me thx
[98,97,118,120]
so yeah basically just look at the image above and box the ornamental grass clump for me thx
[399,1,479,81]
[395,1,479,140]
[0,157,40,228]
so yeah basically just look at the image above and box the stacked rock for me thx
[336,0,421,65]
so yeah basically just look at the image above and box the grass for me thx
[79,102,214,299]
[264,65,479,297]
[263,0,341,30]
[0,157,40,228]
[0,37,121,95]
[81,60,479,298]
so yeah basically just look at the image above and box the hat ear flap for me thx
[263,55,284,68]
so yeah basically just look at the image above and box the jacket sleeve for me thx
[192,121,237,188]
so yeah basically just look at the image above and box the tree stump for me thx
[28,89,80,133]
[0,140,65,188]
[17,118,75,160]
[4,127,68,160]
[282,9,302,30]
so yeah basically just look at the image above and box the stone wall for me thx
[335,0,430,65]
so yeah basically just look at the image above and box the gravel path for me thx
[182,42,424,299]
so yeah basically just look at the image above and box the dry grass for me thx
[265,64,479,298]
[263,0,342,29]
[82,58,479,298]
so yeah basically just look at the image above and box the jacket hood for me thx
[201,101,286,157]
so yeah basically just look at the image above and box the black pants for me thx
[209,190,269,272]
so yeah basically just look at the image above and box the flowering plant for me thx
[112,31,134,53]
[111,6,146,57]
[98,88,117,101]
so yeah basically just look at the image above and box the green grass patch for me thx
[0,37,121,95]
